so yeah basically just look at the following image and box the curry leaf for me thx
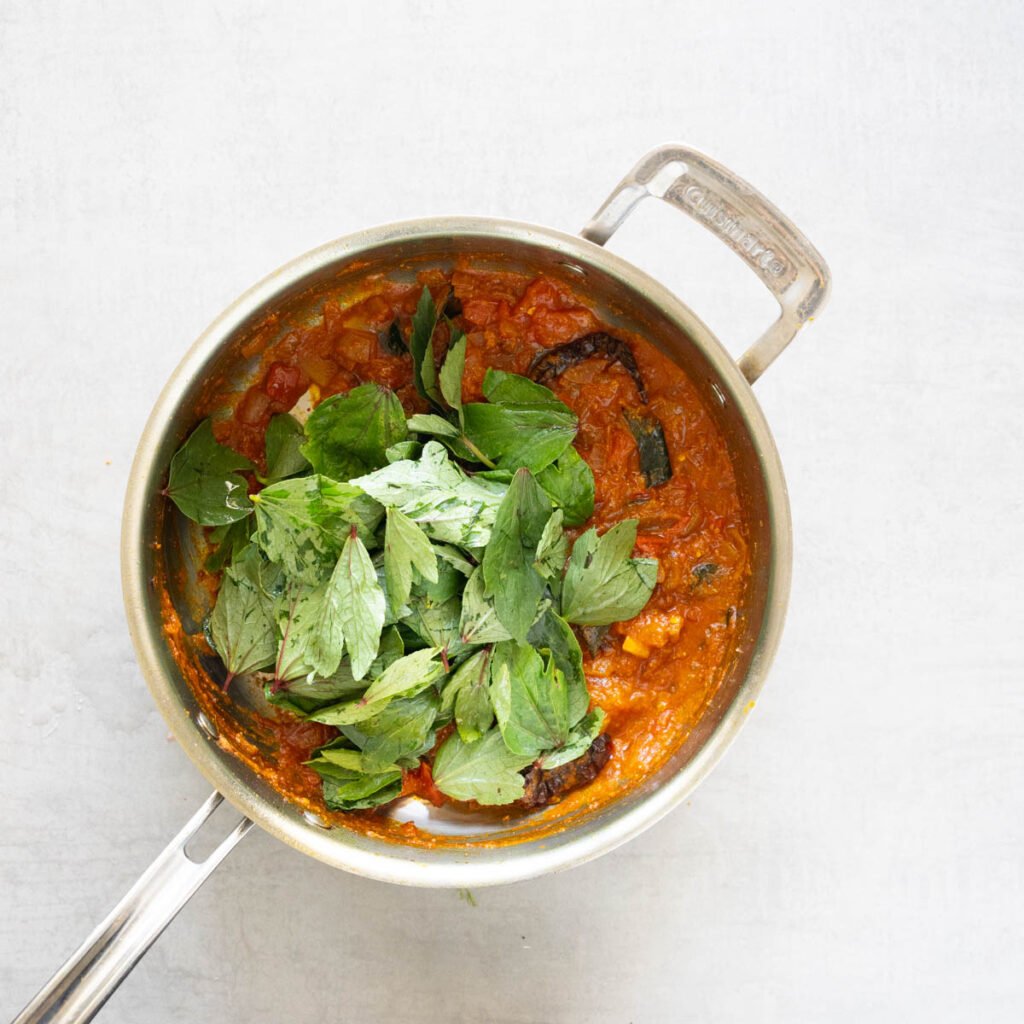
[264,414,309,483]
[560,520,658,626]
[461,370,578,473]
[536,446,595,527]
[252,475,382,583]
[166,419,253,526]
[334,529,387,680]
[208,572,277,684]
[431,727,534,805]
[384,506,438,612]
[351,441,506,548]
[301,383,408,480]
[489,640,571,758]
[410,287,442,408]
[481,468,552,642]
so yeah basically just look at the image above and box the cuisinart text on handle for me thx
[680,184,787,277]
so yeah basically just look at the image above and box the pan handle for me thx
[581,144,831,384]
[12,792,253,1024]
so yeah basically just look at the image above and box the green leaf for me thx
[351,441,506,548]
[264,414,309,483]
[560,520,659,626]
[461,370,578,473]
[407,413,460,438]
[290,578,346,679]
[411,555,462,602]
[538,708,606,770]
[252,475,382,584]
[481,468,552,642]
[334,529,386,680]
[166,419,253,526]
[439,330,467,417]
[321,773,403,811]
[433,543,476,577]
[269,627,404,711]
[534,509,568,582]
[307,748,404,810]
[301,383,408,480]
[527,607,589,726]
[204,518,253,572]
[341,689,439,771]
[273,531,384,681]
[459,567,513,644]
[431,728,534,805]
[310,648,444,725]
[440,648,495,743]
[409,286,442,408]
[208,571,277,682]
[272,582,329,684]
[360,646,444,705]
[403,592,467,659]
[384,506,438,612]
[407,412,493,466]
[489,640,571,758]
[536,446,595,527]
[386,439,422,463]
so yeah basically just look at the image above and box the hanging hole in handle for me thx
[645,160,689,198]
[183,797,247,863]
[603,199,779,357]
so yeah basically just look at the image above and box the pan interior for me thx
[127,222,782,880]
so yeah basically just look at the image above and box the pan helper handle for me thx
[12,792,252,1024]
[581,144,831,384]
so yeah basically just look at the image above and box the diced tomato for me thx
[237,387,271,426]
[462,299,499,327]
[264,362,305,406]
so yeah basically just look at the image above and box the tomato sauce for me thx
[169,264,751,843]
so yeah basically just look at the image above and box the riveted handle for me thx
[581,144,831,383]
[12,793,253,1024]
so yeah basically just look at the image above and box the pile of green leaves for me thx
[166,288,658,809]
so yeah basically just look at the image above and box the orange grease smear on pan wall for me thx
[159,265,751,847]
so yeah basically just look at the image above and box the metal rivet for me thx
[558,261,587,277]
[303,810,331,829]
[195,712,218,739]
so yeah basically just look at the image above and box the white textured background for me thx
[2,1,1022,1021]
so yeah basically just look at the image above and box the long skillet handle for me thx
[13,793,253,1024]
[581,144,831,384]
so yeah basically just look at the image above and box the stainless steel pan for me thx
[15,145,830,1023]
